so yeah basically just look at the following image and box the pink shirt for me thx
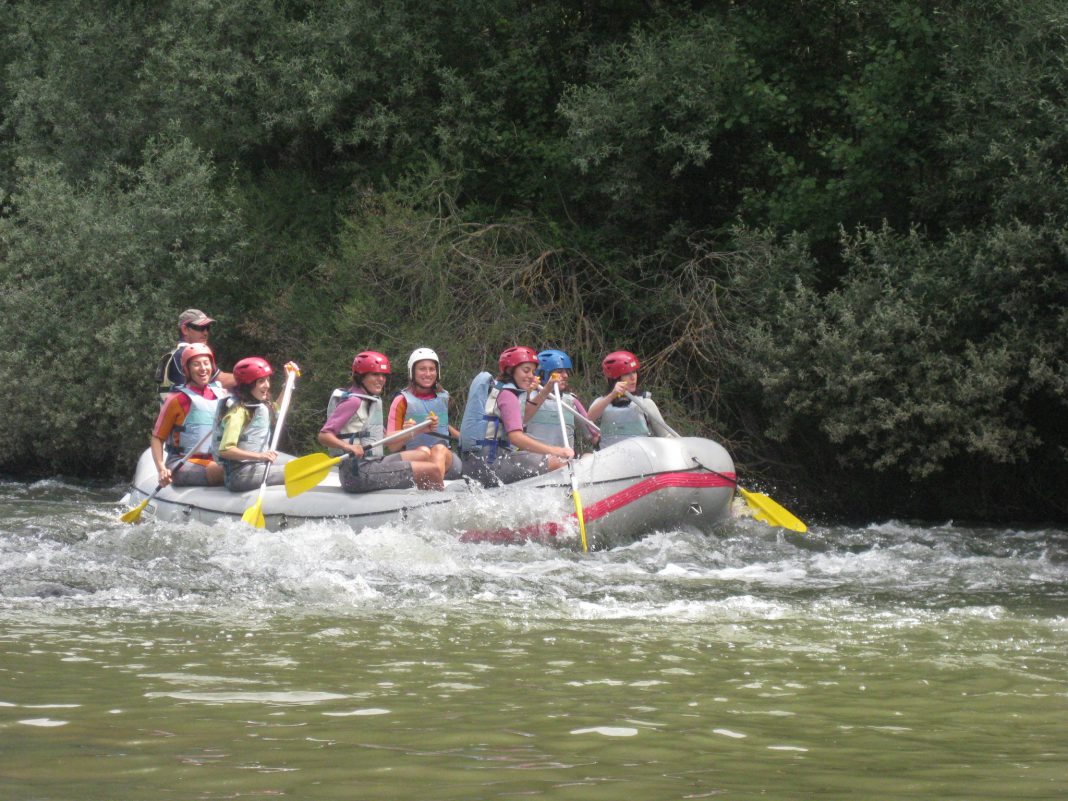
[386,390,439,435]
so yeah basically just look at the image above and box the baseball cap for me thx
[178,308,215,326]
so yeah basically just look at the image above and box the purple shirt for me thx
[321,385,369,436]
[495,387,525,434]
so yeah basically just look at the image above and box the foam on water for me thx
[1,482,1067,638]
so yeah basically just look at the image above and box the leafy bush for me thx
[0,137,244,473]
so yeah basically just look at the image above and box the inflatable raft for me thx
[123,437,736,549]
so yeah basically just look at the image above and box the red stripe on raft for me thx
[460,471,736,544]
[582,471,735,523]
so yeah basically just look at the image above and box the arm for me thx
[319,396,365,459]
[522,378,557,423]
[149,396,185,485]
[507,429,573,458]
[588,381,628,421]
[498,391,573,459]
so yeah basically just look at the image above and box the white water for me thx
[1,477,1066,800]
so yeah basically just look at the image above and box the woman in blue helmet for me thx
[523,349,599,452]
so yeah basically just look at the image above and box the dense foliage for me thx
[1,1,1064,521]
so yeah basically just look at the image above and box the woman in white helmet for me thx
[385,347,460,479]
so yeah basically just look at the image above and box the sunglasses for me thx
[185,322,212,332]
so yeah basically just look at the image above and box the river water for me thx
[1,477,1065,800]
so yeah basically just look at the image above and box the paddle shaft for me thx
[553,383,588,553]
[246,365,299,516]
[157,430,213,490]
[122,430,213,521]
[555,397,600,433]
[338,417,435,463]
[624,391,681,438]
[695,461,806,532]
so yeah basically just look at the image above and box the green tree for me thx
[0,137,245,473]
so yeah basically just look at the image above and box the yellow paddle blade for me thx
[284,452,343,498]
[572,486,588,553]
[241,497,266,529]
[119,497,150,524]
[738,487,807,533]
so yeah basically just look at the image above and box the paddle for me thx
[241,362,300,528]
[696,464,807,533]
[623,391,681,438]
[620,392,807,532]
[120,431,213,523]
[283,418,435,498]
[552,381,588,553]
[556,397,600,433]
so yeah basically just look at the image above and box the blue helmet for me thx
[536,349,573,383]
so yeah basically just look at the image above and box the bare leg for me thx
[430,444,453,479]
[547,455,569,472]
[205,461,224,486]
[410,461,445,491]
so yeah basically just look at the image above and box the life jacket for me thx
[325,388,384,458]
[599,392,652,448]
[211,397,272,460]
[459,371,519,464]
[524,390,577,448]
[164,383,223,459]
[398,388,450,450]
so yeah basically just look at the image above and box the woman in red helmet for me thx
[318,351,446,492]
[212,356,293,492]
[150,343,225,487]
[588,350,675,448]
[460,346,575,486]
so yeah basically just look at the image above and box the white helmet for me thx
[407,347,440,380]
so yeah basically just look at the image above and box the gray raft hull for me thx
[124,437,736,549]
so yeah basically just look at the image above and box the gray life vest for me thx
[458,373,520,464]
[399,388,450,450]
[599,393,652,448]
[326,388,384,458]
[523,390,577,448]
[211,398,272,461]
[164,383,223,460]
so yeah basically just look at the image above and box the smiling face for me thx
[511,362,538,390]
[251,376,271,401]
[185,355,214,388]
[412,360,438,391]
[359,372,388,396]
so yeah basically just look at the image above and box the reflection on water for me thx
[0,478,1066,800]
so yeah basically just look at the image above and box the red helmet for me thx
[180,343,216,377]
[602,350,640,380]
[233,356,273,385]
[498,346,539,374]
[352,351,391,375]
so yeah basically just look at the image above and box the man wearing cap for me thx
[154,309,235,404]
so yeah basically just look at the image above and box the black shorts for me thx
[340,453,416,493]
